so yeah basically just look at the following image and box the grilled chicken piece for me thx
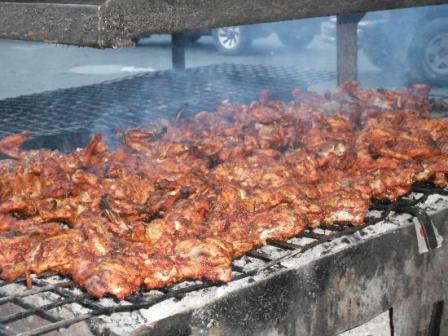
[0,83,446,299]
[249,204,307,243]
[26,230,85,275]
[174,238,233,282]
[0,222,66,280]
[0,131,32,159]
[72,255,144,299]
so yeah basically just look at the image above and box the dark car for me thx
[183,18,323,55]
[321,5,448,86]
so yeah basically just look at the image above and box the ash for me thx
[0,192,446,335]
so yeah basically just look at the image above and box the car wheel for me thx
[409,18,448,86]
[212,27,250,55]
[276,30,314,49]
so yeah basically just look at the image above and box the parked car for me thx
[320,5,448,86]
[182,18,323,55]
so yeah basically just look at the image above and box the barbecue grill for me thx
[0,179,447,336]
[1,1,448,336]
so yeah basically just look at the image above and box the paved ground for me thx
[0,34,409,100]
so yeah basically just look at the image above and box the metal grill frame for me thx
[0,221,379,336]
[0,184,447,336]
[0,67,447,335]
[0,64,335,151]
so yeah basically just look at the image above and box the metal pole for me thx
[171,33,186,70]
[428,301,444,336]
[336,13,364,85]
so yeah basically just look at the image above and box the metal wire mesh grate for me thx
[0,224,383,336]
[0,66,447,335]
[0,64,335,151]
[0,183,446,336]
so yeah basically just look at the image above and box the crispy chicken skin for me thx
[0,81,447,299]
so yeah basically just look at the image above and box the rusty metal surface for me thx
[1,192,444,335]
[139,207,448,336]
[1,0,448,47]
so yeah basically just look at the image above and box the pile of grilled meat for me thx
[0,82,447,299]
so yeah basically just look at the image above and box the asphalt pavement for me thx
[0,34,409,100]
[2,32,448,100]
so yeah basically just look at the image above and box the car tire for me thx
[276,30,314,49]
[212,27,251,55]
[408,18,448,86]
[185,34,202,44]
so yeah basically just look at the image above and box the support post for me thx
[171,33,186,70]
[336,13,364,85]
[392,300,445,336]
[440,301,448,336]
[428,301,444,336]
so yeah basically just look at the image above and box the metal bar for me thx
[389,308,395,336]
[0,186,441,335]
[412,184,448,196]
[302,231,327,239]
[395,206,439,250]
[166,281,215,298]
[267,240,301,250]
[321,225,348,232]
[11,298,61,323]
[428,301,444,336]
[0,281,73,305]
[48,286,104,311]
[171,33,186,70]
[247,250,273,262]
[16,315,91,336]
[231,265,245,273]
[336,13,364,85]
[0,295,87,324]
[15,280,217,336]
[27,278,102,312]
[147,205,448,335]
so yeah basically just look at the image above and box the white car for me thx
[320,5,448,86]
[185,18,324,55]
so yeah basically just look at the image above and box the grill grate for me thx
[0,183,446,336]
[0,64,335,151]
[0,65,447,335]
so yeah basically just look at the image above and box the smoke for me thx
[182,5,448,91]
[3,5,447,155]
[89,18,334,147]
[355,5,448,89]
[88,62,320,151]
[81,4,448,158]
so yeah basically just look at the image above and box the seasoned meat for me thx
[0,82,446,299]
